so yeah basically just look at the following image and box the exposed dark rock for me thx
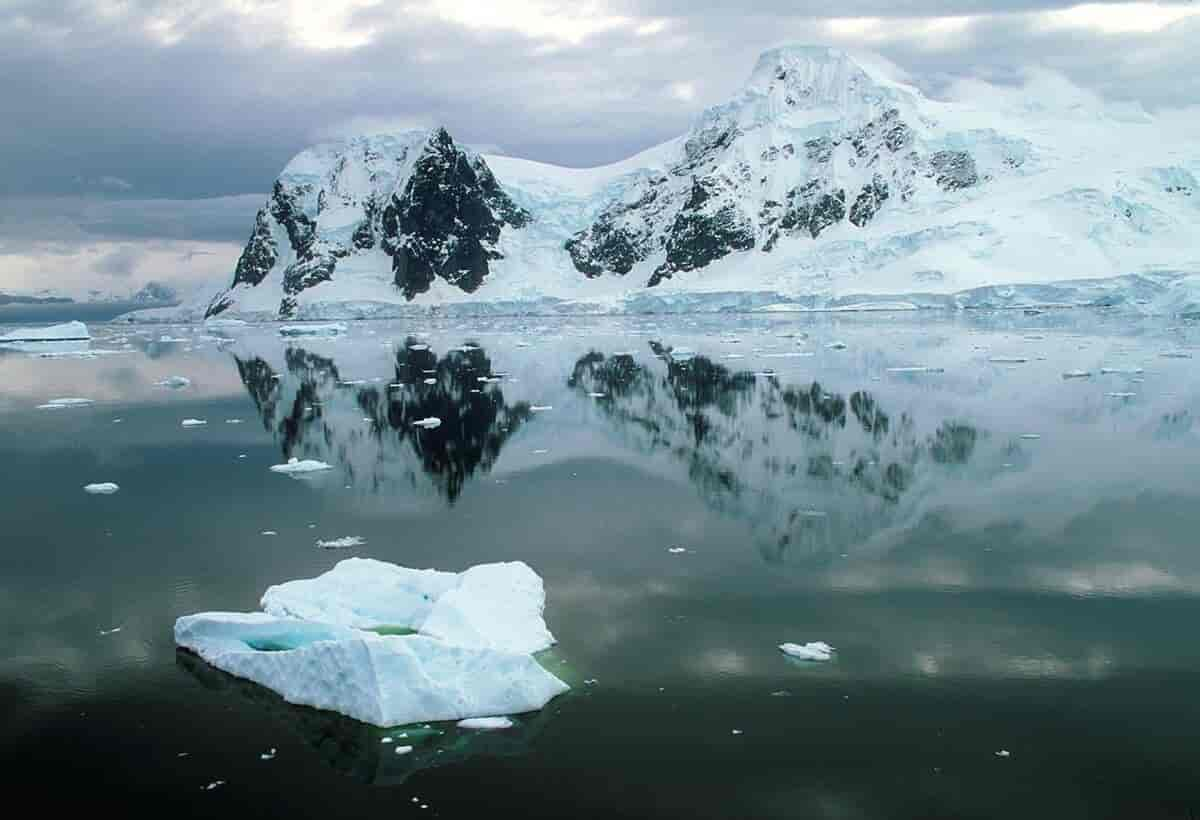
[231,209,278,288]
[929,150,979,191]
[649,201,755,287]
[849,176,890,227]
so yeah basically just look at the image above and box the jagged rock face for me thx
[381,130,530,299]
[208,128,529,318]
[566,49,985,288]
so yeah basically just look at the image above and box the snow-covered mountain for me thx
[204,45,1200,320]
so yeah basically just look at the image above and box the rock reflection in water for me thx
[234,338,532,503]
[570,343,992,563]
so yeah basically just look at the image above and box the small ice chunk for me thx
[1160,351,1193,359]
[225,419,243,424]
[457,716,514,731]
[408,344,430,351]
[1061,370,1092,379]
[261,530,277,536]
[260,748,276,761]
[99,626,122,636]
[269,458,333,474]
[278,323,347,337]
[1019,434,1041,440]
[1100,367,1143,375]
[181,419,207,427]
[995,749,1011,758]
[667,547,687,554]
[38,397,93,409]
[422,378,437,385]
[315,536,366,550]
[588,392,607,398]
[989,356,1027,364]
[827,342,847,350]
[533,448,549,454]
[779,641,835,662]
[84,482,120,495]
[413,417,442,429]
[886,366,944,374]
[731,729,744,735]
[394,745,414,755]
[155,376,191,389]
[203,781,225,791]
[1108,392,1137,399]
[530,405,553,412]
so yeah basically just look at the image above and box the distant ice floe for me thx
[0,321,90,343]
[413,417,442,429]
[156,376,192,389]
[1062,370,1092,379]
[315,536,366,550]
[886,366,944,374]
[269,457,333,474]
[530,405,553,412]
[37,397,93,410]
[181,418,208,427]
[779,641,835,662]
[83,482,119,495]
[175,558,567,726]
[457,717,514,731]
[278,323,348,337]
[988,356,1028,364]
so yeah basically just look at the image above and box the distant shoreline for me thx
[0,301,177,324]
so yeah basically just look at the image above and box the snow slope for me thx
[194,45,1199,320]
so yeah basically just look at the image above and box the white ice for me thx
[413,417,442,429]
[0,321,90,343]
[37,397,93,409]
[278,323,348,336]
[269,457,333,474]
[83,482,120,495]
[315,536,366,549]
[457,716,514,730]
[779,641,835,662]
[156,376,192,388]
[181,419,208,427]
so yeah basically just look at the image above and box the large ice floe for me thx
[175,558,568,727]
[0,321,90,343]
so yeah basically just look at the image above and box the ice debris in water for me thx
[394,745,414,755]
[989,356,1027,364]
[1108,392,1137,399]
[174,558,568,726]
[1100,367,1143,375]
[995,750,1011,758]
[260,748,276,761]
[1062,370,1092,379]
[1160,351,1193,359]
[278,323,347,337]
[269,457,333,474]
[155,376,191,389]
[667,547,688,554]
[588,392,607,398]
[202,781,225,791]
[181,419,207,427]
[37,397,93,409]
[84,482,120,495]
[779,641,835,662]
[99,626,122,636]
[225,419,243,424]
[261,530,278,536]
[886,366,944,374]
[315,536,366,550]
[827,341,847,350]
[457,716,514,731]
[413,417,442,429]
[530,405,553,412]
[1019,434,1042,440]
[422,378,437,385]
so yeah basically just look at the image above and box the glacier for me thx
[163,44,1200,323]
[175,559,567,727]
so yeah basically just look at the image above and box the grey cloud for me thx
[92,245,144,278]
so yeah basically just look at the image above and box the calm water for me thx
[2,313,1200,818]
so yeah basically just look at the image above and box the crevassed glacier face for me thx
[174,612,568,727]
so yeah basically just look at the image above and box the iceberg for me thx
[778,641,835,662]
[269,457,334,474]
[174,613,567,727]
[261,558,556,655]
[83,482,120,495]
[0,321,90,343]
[175,558,568,728]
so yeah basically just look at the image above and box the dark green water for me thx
[2,314,1200,818]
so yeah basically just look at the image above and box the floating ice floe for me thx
[261,530,278,536]
[225,419,243,424]
[156,376,192,389]
[422,378,437,385]
[826,341,847,350]
[269,457,334,474]
[1062,370,1092,379]
[278,323,348,337]
[1019,434,1042,440]
[0,321,90,343]
[886,366,945,374]
[1160,351,1193,359]
[988,356,1028,364]
[667,547,688,554]
[175,558,567,726]
[457,716,514,731]
[413,417,442,429]
[778,641,835,662]
[587,392,607,398]
[315,536,366,550]
[394,745,414,755]
[1100,367,1143,375]
[84,482,120,495]
[530,405,553,412]
[995,750,1011,758]
[37,397,93,409]
[181,419,207,427]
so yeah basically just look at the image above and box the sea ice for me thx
[1062,370,1092,379]
[269,457,333,474]
[315,536,366,550]
[0,321,90,343]
[83,482,120,495]
[457,717,514,730]
[278,323,348,337]
[156,376,192,389]
[181,418,207,427]
[37,397,93,409]
[413,417,442,429]
[779,641,835,662]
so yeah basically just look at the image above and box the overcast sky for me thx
[1,0,1197,297]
